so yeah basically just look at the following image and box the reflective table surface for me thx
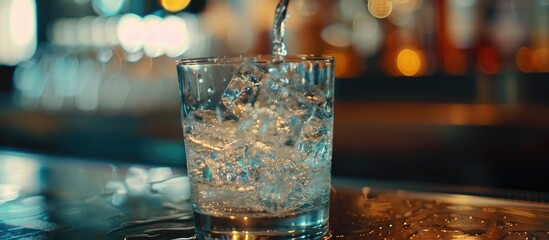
[1,150,549,239]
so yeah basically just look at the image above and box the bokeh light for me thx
[295,0,319,17]
[0,0,37,66]
[105,17,120,45]
[515,47,535,73]
[368,0,392,19]
[446,0,478,49]
[321,23,352,48]
[57,19,77,47]
[477,47,500,75]
[397,49,422,76]
[162,15,189,57]
[143,15,164,58]
[352,12,382,57]
[339,0,368,21]
[388,7,413,26]
[76,16,94,47]
[389,0,421,26]
[92,0,126,16]
[91,17,108,47]
[117,14,144,53]
[534,48,549,73]
[159,0,191,12]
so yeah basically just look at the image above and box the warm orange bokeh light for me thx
[159,0,191,12]
[515,47,535,73]
[396,49,422,76]
[443,49,468,76]
[534,48,549,73]
[477,47,500,75]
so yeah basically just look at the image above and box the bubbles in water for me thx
[184,110,238,153]
[206,87,214,96]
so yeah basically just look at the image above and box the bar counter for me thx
[1,150,548,239]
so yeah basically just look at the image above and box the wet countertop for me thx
[1,150,548,239]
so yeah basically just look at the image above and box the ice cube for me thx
[261,62,331,118]
[257,62,293,108]
[237,105,298,166]
[295,115,333,168]
[255,159,329,214]
[222,62,267,116]
[291,72,331,119]
[258,178,293,213]
[256,161,304,213]
[195,147,251,186]
[246,64,309,146]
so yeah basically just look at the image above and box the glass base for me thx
[193,207,329,240]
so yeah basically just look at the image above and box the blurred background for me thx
[1,0,548,192]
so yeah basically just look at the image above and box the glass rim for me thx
[176,55,334,66]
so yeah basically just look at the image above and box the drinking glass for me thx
[176,55,334,239]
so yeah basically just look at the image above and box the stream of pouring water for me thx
[272,0,290,57]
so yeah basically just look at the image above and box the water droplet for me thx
[198,74,204,83]
[207,87,215,95]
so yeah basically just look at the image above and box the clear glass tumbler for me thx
[176,55,334,239]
